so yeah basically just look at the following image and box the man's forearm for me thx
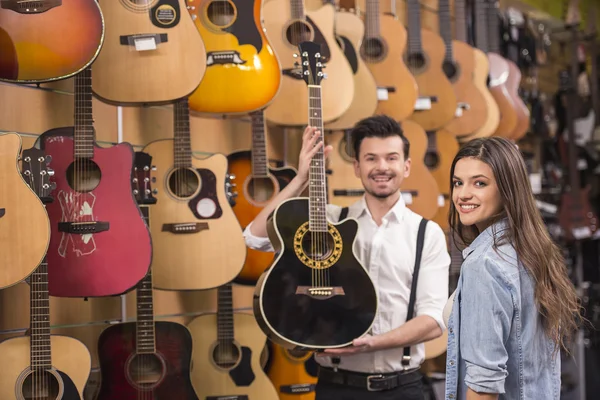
[370,315,442,351]
[466,388,498,400]
[249,176,308,237]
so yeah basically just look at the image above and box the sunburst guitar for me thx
[264,342,318,400]
[188,284,279,400]
[228,110,297,285]
[326,121,440,220]
[0,0,104,83]
[185,0,281,114]
[92,0,207,104]
[322,1,377,130]
[0,133,50,290]
[262,1,354,125]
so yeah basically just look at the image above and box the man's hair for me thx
[351,115,410,160]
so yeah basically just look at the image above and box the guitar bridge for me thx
[296,286,345,300]
[162,223,209,234]
[0,0,61,13]
[58,221,109,234]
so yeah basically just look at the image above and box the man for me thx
[244,115,450,399]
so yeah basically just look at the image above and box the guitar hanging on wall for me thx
[92,0,207,104]
[0,0,104,83]
[254,41,378,350]
[39,67,153,298]
[0,146,92,399]
[96,152,198,400]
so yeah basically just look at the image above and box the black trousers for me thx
[314,373,425,400]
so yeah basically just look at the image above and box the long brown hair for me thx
[448,137,580,352]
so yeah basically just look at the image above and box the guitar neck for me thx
[364,0,381,39]
[217,284,235,344]
[289,0,305,20]
[308,84,327,233]
[74,67,95,159]
[487,1,501,54]
[406,0,423,54]
[454,0,468,43]
[250,110,270,178]
[174,98,193,168]
[474,0,490,53]
[136,206,156,354]
[30,259,51,370]
[438,0,454,61]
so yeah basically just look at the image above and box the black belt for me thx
[318,366,422,392]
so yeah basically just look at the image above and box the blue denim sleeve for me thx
[460,256,513,394]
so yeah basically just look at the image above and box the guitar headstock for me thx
[298,41,325,87]
[133,151,157,206]
[21,147,55,204]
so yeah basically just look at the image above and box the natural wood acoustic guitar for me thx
[405,0,457,131]
[439,0,487,137]
[0,0,104,83]
[359,0,417,121]
[0,133,50,290]
[96,153,198,400]
[262,0,354,125]
[228,110,297,285]
[142,97,246,290]
[187,284,279,399]
[92,0,207,104]
[322,0,377,130]
[254,42,377,350]
[0,149,91,399]
[186,0,281,114]
[326,121,440,220]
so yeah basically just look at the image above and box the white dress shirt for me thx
[244,195,450,373]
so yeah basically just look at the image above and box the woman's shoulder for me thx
[465,241,520,285]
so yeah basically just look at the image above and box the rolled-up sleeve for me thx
[460,256,513,394]
[415,221,450,331]
[243,222,275,252]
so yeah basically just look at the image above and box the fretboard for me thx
[217,284,234,344]
[290,0,304,20]
[474,0,490,53]
[438,0,453,61]
[308,85,327,232]
[174,98,193,168]
[136,254,155,354]
[454,0,468,43]
[74,67,95,159]
[364,0,381,39]
[30,260,51,370]
[250,111,269,178]
[407,0,423,54]
[487,1,500,53]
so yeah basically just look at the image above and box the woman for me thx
[444,137,580,400]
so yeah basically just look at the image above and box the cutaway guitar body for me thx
[265,342,318,400]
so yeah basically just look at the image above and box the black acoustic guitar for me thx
[253,41,378,350]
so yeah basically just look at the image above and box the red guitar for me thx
[96,152,197,400]
[40,67,152,297]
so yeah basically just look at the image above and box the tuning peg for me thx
[145,189,151,195]
[45,155,52,164]
[133,189,139,195]
[47,168,54,177]
[152,166,157,171]
[23,170,31,176]
[228,173,236,180]
[152,189,158,194]
[50,182,57,190]
[293,53,298,58]
[133,178,138,183]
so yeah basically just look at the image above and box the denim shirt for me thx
[445,220,561,400]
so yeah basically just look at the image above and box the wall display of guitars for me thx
[1,0,593,394]
[0,0,104,83]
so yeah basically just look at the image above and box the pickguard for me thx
[338,35,357,74]
[221,0,262,54]
[57,369,82,400]
[228,347,255,386]
[0,208,4,218]
[187,168,223,220]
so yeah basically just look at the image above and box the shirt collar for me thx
[348,193,406,223]
[462,218,509,259]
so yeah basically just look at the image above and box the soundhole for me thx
[246,176,276,204]
[302,232,335,261]
[207,0,236,27]
[213,342,241,369]
[286,21,313,46]
[66,158,101,193]
[442,61,458,81]
[360,38,385,61]
[168,168,200,199]
[127,353,165,389]
[406,52,426,70]
[424,151,440,169]
[338,135,355,162]
[22,370,60,400]
[122,0,159,12]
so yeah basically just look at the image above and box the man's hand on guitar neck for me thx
[248,126,333,238]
